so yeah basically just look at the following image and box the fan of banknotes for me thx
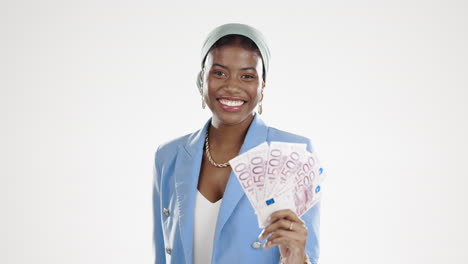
[229,142,326,228]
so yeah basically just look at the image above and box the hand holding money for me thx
[229,141,326,228]
[259,209,308,263]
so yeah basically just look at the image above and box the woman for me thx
[153,23,321,264]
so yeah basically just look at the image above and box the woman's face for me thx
[201,44,265,127]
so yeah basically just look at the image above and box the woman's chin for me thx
[211,111,255,127]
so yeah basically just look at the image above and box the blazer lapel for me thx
[214,113,268,242]
[174,118,210,264]
[173,114,268,263]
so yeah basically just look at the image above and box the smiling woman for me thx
[153,23,320,264]
[201,36,265,127]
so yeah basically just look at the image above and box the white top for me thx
[193,190,222,264]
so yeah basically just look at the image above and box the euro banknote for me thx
[229,141,326,228]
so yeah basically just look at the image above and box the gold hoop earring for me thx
[258,87,264,114]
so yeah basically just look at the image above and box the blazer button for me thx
[165,247,171,255]
[163,208,170,217]
[251,241,261,249]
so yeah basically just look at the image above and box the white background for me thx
[1,0,467,263]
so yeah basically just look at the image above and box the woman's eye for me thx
[242,74,255,79]
[213,71,225,76]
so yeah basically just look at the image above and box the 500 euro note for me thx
[257,151,325,225]
[291,151,324,217]
[228,142,269,209]
[230,141,326,228]
[263,142,307,200]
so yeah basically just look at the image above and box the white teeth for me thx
[219,99,244,106]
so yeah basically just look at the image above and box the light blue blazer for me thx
[153,114,321,264]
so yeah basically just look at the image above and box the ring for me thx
[288,221,294,231]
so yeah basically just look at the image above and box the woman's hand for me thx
[258,209,308,264]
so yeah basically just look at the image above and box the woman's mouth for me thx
[217,97,246,112]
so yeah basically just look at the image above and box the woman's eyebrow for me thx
[212,63,257,72]
[212,63,228,69]
[240,67,257,71]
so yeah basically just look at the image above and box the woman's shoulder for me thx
[157,133,191,153]
[154,131,196,166]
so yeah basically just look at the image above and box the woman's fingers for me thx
[269,209,304,225]
[259,218,295,240]
[258,209,306,241]
[257,209,309,261]
[267,229,305,244]
[263,229,305,249]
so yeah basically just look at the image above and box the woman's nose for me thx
[225,75,241,90]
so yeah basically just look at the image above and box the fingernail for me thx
[258,231,264,240]
[266,216,271,223]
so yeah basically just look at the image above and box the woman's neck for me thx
[208,114,255,150]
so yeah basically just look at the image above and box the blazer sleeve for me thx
[304,138,321,264]
[302,200,321,264]
[152,146,166,264]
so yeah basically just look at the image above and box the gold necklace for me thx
[204,129,230,168]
